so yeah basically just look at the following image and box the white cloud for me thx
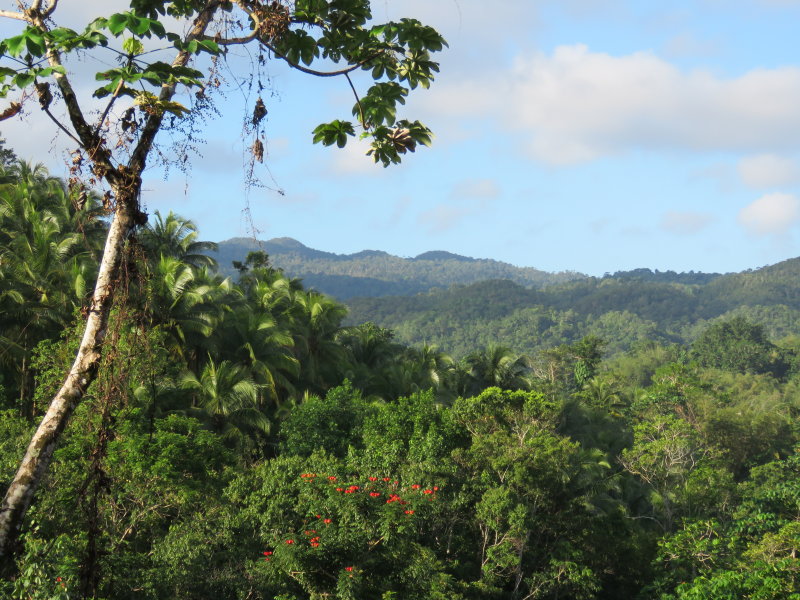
[663,32,719,59]
[737,154,800,188]
[417,203,478,233]
[422,44,800,165]
[738,192,800,235]
[661,211,714,235]
[450,178,500,199]
[328,137,383,175]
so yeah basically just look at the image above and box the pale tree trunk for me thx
[0,0,221,566]
[0,189,135,564]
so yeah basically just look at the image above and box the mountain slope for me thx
[344,259,800,357]
[212,237,584,299]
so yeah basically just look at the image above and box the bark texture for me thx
[0,0,221,566]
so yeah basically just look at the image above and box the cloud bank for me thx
[425,44,800,165]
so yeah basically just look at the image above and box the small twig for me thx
[345,71,367,129]
[94,78,125,137]
[42,104,83,146]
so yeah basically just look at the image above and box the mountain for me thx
[344,259,800,357]
[212,237,584,299]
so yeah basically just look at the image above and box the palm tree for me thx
[463,345,532,395]
[290,290,348,395]
[216,304,299,406]
[0,161,104,414]
[137,210,218,269]
[144,257,231,363]
[180,358,269,452]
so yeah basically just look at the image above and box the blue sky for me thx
[4,0,800,275]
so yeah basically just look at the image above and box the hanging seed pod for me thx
[35,82,52,111]
[252,138,264,163]
[252,97,267,125]
[0,102,21,121]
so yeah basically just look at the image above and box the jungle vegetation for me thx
[0,158,798,599]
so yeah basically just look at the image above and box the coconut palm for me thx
[138,210,217,269]
[463,345,532,395]
[179,358,269,452]
[0,161,104,413]
[217,304,299,406]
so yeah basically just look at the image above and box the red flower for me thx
[423,489,433,495]
[336,487,344,492]
[370,492,381,497]
[368,476,378,481]
[311,542,320,547]
[285,539,294,544]
[56,577,62,582]
[405,510,414,515]
[263,551,273,556]
[345,566,353,572]
[433,486,439,491]
[383,477,391,482]
[328,476,337,481]
[324,518,332,524]
[411,484,420,489]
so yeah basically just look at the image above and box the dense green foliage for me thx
[1,160,799,598]
[345,268,800,357]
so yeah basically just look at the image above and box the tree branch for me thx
[129,0,222,175]
[345,72,366,129]
[0,9,30,21]
[94,78,125,137]
[260,39,368,78]
[41,104,82,146]
[43,0,58,18]
[28,10,115,177]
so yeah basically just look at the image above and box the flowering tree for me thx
[0,0,445,561]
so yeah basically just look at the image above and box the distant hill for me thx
[344,259,800,357]
[211,237,800,358]
[212,237,585,299]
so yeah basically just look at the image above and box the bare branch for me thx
[43,0,58,18]
[261,39,368,78]
[41,104,82,146]
[204,31,258,46]
[94,78,125,137]
[29,0,43,12]
[129,0,222,174]
[345,72,367,129]
[0,9,30,21]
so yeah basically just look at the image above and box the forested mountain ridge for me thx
[345,258,800,357]
[212,237,585,298]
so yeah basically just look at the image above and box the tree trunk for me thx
[0,189,135,565]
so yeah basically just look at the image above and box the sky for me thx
[4,0,800,275]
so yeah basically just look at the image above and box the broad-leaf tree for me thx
[0,0,445,561]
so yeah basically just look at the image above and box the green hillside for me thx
[345,261,800,357]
